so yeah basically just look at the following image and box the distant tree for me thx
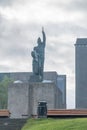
[0,76,13,109]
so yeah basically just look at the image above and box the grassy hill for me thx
[22,118,87,130]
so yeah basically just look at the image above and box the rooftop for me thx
[75,38,87,45]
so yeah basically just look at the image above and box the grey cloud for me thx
[0,65,11,72]
[0,18,26,60]
[0,16,43,62]
[67,0,87,12]
[46,35,75,74]
[47,0,87,12]
[47,47,74,71]
[0,12,85,70]
[0,0,13,6]
[46,22,87,37]
[0,0,36,7]
[1,15,87,65]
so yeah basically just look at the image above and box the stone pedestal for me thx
[29,82,60,116]
[8,83,30,118]
[8,81,62,118]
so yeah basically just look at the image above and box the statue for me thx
[31,27,46,82]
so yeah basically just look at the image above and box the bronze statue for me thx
[31,27,46,81]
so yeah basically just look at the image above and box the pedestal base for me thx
[8,81,62,118]
[29,75,42,82]
[29,82,61,116]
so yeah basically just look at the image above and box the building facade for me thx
[75,38,87,108]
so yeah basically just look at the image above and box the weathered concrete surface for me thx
[29,82,63,115]
[8,81,63,118]
[8,83,29,118]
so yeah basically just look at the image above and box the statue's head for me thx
[37,37,41,44]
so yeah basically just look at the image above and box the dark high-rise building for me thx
[75,38,87,108]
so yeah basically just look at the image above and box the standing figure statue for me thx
[31,27,46,81]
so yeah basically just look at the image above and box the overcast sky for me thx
[0,0,87,108]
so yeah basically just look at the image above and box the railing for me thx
[0,110,10,118]
[47,109,87,117]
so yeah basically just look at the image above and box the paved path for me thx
[0,118,27,130]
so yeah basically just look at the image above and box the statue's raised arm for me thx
[42,27,46,47]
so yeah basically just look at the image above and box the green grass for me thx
[22,118,87,130]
